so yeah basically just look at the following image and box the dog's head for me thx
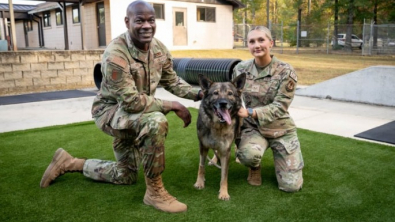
[198,73,246,125]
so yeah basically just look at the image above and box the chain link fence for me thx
[362,21,395,55]
[234,22,395,55]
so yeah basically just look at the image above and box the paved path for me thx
[0,87,394,147]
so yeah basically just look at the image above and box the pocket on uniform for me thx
[272,133,300,154]
[284,138,300,154]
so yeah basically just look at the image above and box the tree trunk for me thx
[334,0,339,48]
[373,0,378,48]
[345,0,354,52]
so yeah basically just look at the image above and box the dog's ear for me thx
[232,73,246,92]
[198,74,212,91]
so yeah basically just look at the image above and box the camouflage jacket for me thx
[233,56,298,138]
[91,32,199,129]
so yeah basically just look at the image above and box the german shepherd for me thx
[194,73,246,200]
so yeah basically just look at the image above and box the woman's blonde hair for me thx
[248,26,273,41]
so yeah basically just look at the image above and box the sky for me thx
[0,0,45,5]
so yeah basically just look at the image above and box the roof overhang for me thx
[28,2,73,14]
[27,0,101,14]
[30,0,99,3]
[224,0,245,9]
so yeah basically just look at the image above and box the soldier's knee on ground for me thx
[83,159,138,185]
[114,169,138,185]
[236,149,262,168]
[279,182,303,192]
[277,170,303,192]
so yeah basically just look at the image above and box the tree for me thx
[345,0,354,52]
[333,0,339,48]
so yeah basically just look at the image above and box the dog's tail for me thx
[207,154,222,169]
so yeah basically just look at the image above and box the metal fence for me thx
[234,22,395,55]
[362,21,395,55]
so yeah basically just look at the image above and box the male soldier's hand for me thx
[171,101,192,127]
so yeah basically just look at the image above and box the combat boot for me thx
[144,175,187,213]
[247,166,262,186]
[40,148,85,188]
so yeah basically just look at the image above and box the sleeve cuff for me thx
[162,100,173,114]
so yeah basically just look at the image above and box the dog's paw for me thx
[218,192,230,201]
[194,181,205,190]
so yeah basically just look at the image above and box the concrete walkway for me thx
[0,87,394,147]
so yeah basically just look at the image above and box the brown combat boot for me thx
[144,175,187,213]
[247,166,262,186]
[40,148,85,188]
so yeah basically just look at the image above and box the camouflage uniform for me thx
[233,56,304,192]
[84,32,199,184]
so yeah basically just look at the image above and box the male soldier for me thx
[40,0,202,213]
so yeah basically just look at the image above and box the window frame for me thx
[72,5,80,24]
[43,11,51,27]
[152,3,165,20]
[24,20,33,32]
[55,9,63,26]
[196,6,216,22]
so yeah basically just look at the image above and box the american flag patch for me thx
[289,71,298,82]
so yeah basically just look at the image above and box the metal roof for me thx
[30,0,99,3]
[27,2,74,14]
[0,3,37,12]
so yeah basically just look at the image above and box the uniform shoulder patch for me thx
[289,71,298,82]
[286,80,295,92]
[111,68,122,81]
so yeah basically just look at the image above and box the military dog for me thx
[194,73,246,200]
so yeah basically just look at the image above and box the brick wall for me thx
[0,50,103,96]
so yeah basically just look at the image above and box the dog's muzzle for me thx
[213,99,232,125]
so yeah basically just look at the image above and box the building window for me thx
[24,20,33,31]
[197,6,215,22]
[153,3,164,19]
[43,11,51,27]
[56,9,63,26]
[72,5,80,23]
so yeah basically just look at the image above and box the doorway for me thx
[173,8,187,46]
[96,2,106,47]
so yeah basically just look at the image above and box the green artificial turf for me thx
[1,108,394,222]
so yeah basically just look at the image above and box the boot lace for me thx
[150,178,176,202]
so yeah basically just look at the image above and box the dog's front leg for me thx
[194,146,208,189]
[218,150,230,200]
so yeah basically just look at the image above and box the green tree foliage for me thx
[233,0,395,26]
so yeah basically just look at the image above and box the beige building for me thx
[1,0,244,51]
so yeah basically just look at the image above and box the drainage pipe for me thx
[93,58,241,89]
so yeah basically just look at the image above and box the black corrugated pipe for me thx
[93,62,102,89]
[173,58,241,84]
[93,58,241,90]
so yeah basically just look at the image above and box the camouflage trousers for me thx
[236,128,304,192]
[83,110,168,185]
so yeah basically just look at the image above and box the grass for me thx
[1,108,395,222]
[171,49,395,85]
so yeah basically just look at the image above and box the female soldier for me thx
[234,26,304,192]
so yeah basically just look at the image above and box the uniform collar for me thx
[249,55,276,79]
[125,32,152,64]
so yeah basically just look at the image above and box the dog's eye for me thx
[228,92,233,96]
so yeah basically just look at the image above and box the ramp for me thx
[354,121,395,145]
[296,66,395,107]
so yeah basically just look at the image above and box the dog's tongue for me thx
[220,109,232,125]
